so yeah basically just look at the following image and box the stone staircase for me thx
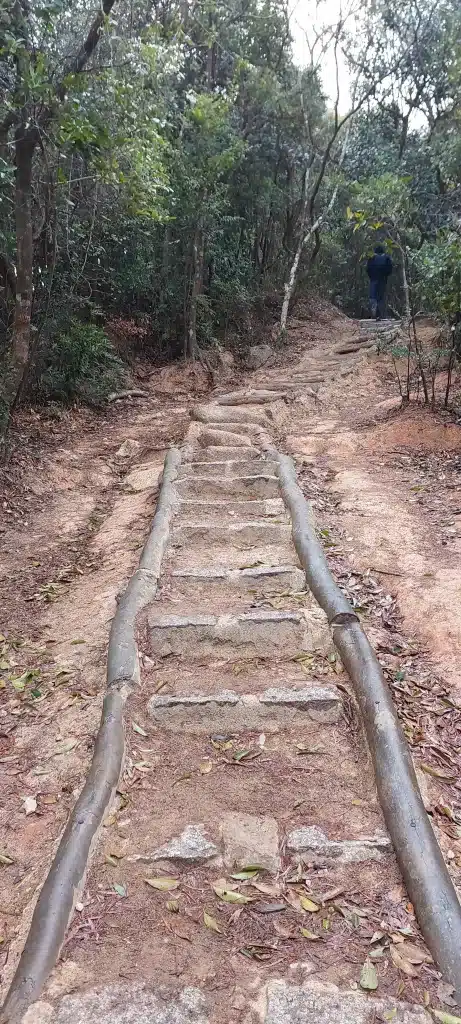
[32,369,431,1024]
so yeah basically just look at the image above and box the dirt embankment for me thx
[0,361,213,988]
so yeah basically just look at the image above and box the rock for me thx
[148,687,341,732]
[147,610,312,660]
[221,813,280,874]
[246,344,274,370]
[49,984,207,1024]
[264,980,431,1023]
[286,826,391,863]
[115,439,141,459]
[217,348,235,370]
[191,404,269,426]
[132,824,219,864]
[197,428,256,448]
[22,1003,56,1024]
[46,961,89,1000]
[124,463,163,492]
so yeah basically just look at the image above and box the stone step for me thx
[200,419,268,437]
[264,981,429,1024]
[257,379,323,389]
[192,404,270,426]
[286,825,392,863]
[215,389,286,405]
[148,685,341,731]
[172,520,291,548]
[170,563,305,592]
[177,497,287,520]
[195,445,261,460]
[197,427,260,449]
[177,474,279,499]
[178,458,277,478]
[147,609,313,659]
[45,979,432,1024]
[166,543,293,571]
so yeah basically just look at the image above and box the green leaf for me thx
[113,883,126,896]
[433,1014,461,1024]
[360,960,378,991]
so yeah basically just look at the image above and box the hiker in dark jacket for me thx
[366,244,393,319]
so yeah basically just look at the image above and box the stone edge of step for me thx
[24,977,430,1024]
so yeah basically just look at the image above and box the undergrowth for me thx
[39,320,125,406]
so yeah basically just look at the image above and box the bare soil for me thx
[1,308,461,1020]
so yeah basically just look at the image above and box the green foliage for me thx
[413,234,461,319]
[1,0,461,398]
[39,320,124,405]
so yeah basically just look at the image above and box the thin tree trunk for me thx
[400,248,411,321]
[187,220,203,360]
[279,118,352,337]
[9,125,36,408]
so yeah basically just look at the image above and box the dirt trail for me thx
[1,308,461,1024]
[0,368,207,994]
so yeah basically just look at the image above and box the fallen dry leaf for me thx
[398,941,431,965]
[389,945,419,977]
[145,877,179,892]
[300,896,320,913]
[360,959,378,991]
[204,910,224,933]
[300,927,321,941]
[212,884,252,905]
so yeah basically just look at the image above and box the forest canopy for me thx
[1,0,460,419]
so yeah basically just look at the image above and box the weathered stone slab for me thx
[178,459,277,478]
[148,610,310,659]
[37,984,208,1024]
[192,404,269,426]
[177,497,287,521]
[177,474,279,499]
[197,427,257,448]
[148,686,341,731]
[196,445,260,460]
[173,521,291,548]
[171,563,303,592]
[286,825,392,863]
[264,980,431,1024]
[221,813,280,873]
[130,825,219,865]
[217,389,286,404]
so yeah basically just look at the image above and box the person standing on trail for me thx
[366,244,393,320]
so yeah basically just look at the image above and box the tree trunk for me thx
[280,201,307,334]
[9,125,36,408]
[400,247,411,321]
[187,220,204,360]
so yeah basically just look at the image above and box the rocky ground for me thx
[1,305,461,1024]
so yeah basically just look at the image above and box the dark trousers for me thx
[369,279,387,319]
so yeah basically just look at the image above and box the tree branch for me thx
[60,0,118,88]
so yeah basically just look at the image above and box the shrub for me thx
[39,319,125,405]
